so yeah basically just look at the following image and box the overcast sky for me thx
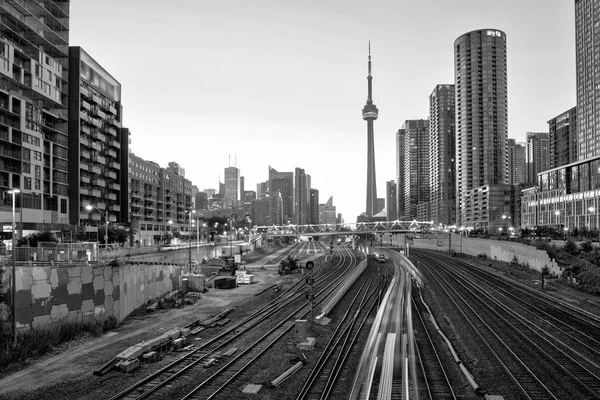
[70,1,576,222]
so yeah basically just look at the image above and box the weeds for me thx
[0,314,118,373]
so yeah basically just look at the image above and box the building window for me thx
[60,199,67,214]
[24,177,31,190]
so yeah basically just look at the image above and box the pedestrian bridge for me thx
[253,220,434,237]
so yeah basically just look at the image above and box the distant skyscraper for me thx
[224,166,240,206]
[269,166,294,223]
[294,167,310,225]
[386,181,397,221]
[507,139,526,185]
[319,196,336,225]
[576,0,600,160]
[310,189,319,224]
[269,192,283,225]
[548,106,577,168]
[256,181,268,198]
[396,128,406,219]
[455,29,508,225]
[402,120,429,220]
[525,132,550,184]
[362,43,379,217]
[429,84,456,226]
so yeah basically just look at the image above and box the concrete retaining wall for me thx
[9,262,181,330]
[410,234,562,276]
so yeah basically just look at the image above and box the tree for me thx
[581,240,594,253]
[16,229,59,247]
[563,239,579,256]
[541,265,550,290]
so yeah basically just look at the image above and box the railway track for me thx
[413,250,600,399]
[295,270,385,399]
[108,246,358,400]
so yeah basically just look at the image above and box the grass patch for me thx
[0,314,118,373]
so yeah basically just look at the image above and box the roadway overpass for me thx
[252,220,434,237]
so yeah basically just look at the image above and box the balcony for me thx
[79,111,89,122]
[110,204,121,212]
[81,101,91,111]
[91,108,106,119]
[91,142,102,151]
[81,175,90,184]
[80,86,89,97]
[109,139,121,149]
[92,155,106,164]
[110,161,120,170]
[79,136,90,146]
[108,105,117,115]
[91,119,102,128]
[97,202,106,210]
[107,193,117,201]
[106,149,117,158]
[91,166,101,174]
[80,162,89,171]
[93,178,106,187]
[106,171,117,180]
[91,190,101,197]
[92,131,106,141]
[106,127,117,136]
[110,183,120,191]
[79,188,89,195]
[92,94,102,104]
[80,150,90,159]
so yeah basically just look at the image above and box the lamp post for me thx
[186,210,195,273]
[85,205,108,252]
[8,188,19,346]
[589,206,596,242]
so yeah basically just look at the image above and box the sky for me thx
[70,1,576,222]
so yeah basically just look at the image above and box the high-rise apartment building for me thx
[525,132,550,184]
[269,166,293,223]
[455,29,508,226]
[224,166,240,207]
[310,189,319,224]
[69,47,127,230]
[429,84,456,226]
[0,1,70,235]
[269,192,283,226]
[402,120,429,220]
[129,154,192,245]
[507,138,526,185]
[576,0,600,160]
[548,106,577,168]
[396,128,406,219]
[294,167,310,225]
[386,180,397,221]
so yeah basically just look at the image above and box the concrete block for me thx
[134,341,153,354]
[31,280,51,300]
[81,265,93,284]
[82,299,94,315]
[142,351,158,363]
[94,305,105,315]
[164,328,181,340]
[180,328,191,337]
[297,337,316,351]
[104,280,113,297]
[172,338,184,350]
[31,314,50,329]
[118,358,140,373]
[50,304,68,320]
[93,275,105,291]
[50,269,59,288]
[242,384,262,394]
[66,276,82,295]
[116,345,145,360]
[17,269,32,291]
[31,267,49,282]
[315,316,331,326]
[66,266,82,278]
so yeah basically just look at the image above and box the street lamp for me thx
[85,204,108,250]
[186,210,195,273]
[8,188,19,346]
[498,227,503,236]
[564,227,568,241]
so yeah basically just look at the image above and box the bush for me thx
[477,253,488,259]
[0,314,119,372]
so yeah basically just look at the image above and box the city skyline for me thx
[70,1,576,221]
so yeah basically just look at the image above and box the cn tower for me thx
[362,42,379,217]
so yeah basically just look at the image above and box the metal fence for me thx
[15,242,99,262]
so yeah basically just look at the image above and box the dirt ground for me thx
[0,258,287,399]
